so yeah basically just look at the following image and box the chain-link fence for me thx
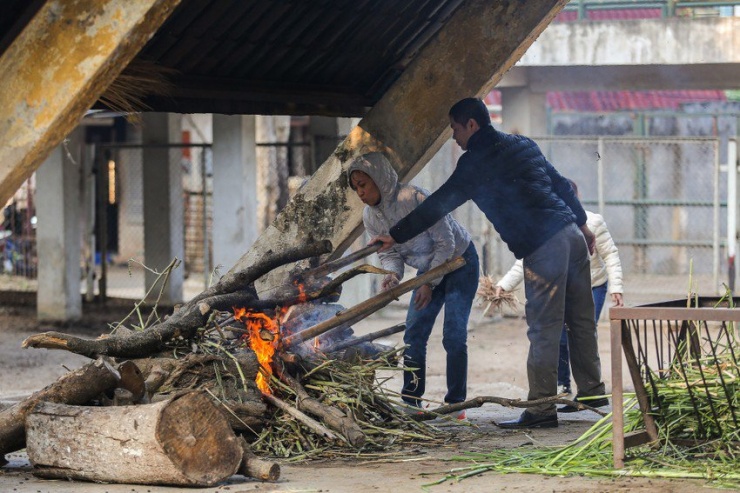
[94,143,213,301]
[539,136,724,304]
[0,131,731,311]
[413,136,726,311]
[0,179,37,304]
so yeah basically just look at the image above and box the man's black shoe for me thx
[558,395,610,413]
[498,410,558,429]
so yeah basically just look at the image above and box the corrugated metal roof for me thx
[0,0,464,117]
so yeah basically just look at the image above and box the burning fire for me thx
[234,307,284,394]
[294,279,308,303]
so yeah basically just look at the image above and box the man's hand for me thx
[579,225,596,255]
[370,235,396,252]
[611,293,624,307]
[381,274,400,291]
[414,284,433,310]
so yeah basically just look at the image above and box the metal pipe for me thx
[728,139,738,292]
[597,137,605,215]
[714,139,721,293]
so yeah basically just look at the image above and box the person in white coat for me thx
[495,179,623,409]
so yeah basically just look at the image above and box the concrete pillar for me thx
[36,130,83,321]
[212,115,258,273]
[309,116,348,172]
[500,87,549,137]
[142,113,184,304]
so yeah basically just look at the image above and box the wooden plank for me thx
[0,0,182,207]
[610,319,625,468]
[624,431,652,449]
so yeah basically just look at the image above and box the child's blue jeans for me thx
[402,242,479,406]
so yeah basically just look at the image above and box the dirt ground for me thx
[0,299,713,493]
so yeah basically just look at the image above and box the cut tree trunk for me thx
[26,391,243,487]
[0,358,119,458]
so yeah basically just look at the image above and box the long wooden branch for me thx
[0,358,119,458]
[22,241,333,359]
[276,362,365,448]
[322,323,406,354]
[299,242,382,280]
[412,395,609,421]
[282,257,466,348]
[261,392,342,443]
[316,265,391,299]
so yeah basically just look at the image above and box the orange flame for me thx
[294,279,308,303]
[234,307,283,394]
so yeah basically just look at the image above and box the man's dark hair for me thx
[449,98,491,127]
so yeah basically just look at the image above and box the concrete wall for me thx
[500,17,740,91]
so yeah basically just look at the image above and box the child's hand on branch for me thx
[381,274,400,291]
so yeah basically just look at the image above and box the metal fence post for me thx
[728,139,738,293]
[597,137,605,215]
[714,141,721,293]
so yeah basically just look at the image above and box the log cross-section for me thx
[25,391,243,487]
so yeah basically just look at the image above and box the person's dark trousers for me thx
[402,242,479,407]
[557,282,609,389]
[523,223,605,416]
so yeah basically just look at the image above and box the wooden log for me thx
[237,437,280,481]
[26,391,243,487]
[282,257,466,348]
[21,240,332,359]
[261,392,342,444]
[276,362,365,448]
[0,358,119,458]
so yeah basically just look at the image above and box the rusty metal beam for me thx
[231,0,569,293]
[0,0,182,207]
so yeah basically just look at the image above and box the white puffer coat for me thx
[496,211,623,294]
[347,152,471,286]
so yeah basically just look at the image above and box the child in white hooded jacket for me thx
[348,152,479,414]
[495,179,623,399]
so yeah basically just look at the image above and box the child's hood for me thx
[347,152,398,207]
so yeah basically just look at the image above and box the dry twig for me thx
[476,275,520,317]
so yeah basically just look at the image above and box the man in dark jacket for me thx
[371,97,608,428]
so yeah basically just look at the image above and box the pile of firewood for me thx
[0,240,466,487]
